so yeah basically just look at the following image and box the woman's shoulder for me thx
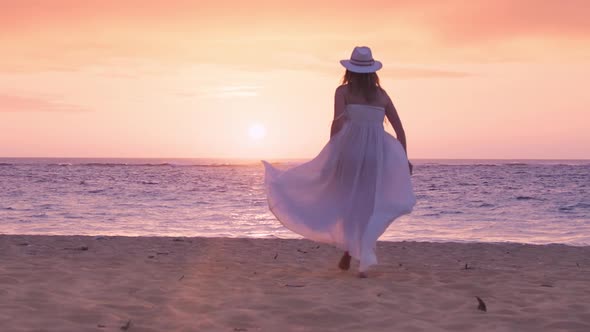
[335,84,348,94]
[381,88,393,102]
[371,88,391,105]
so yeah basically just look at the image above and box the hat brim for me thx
[340,60,382,73]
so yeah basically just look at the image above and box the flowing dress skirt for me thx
[263,105,416,271]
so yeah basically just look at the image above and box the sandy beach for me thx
[1,235,589,331]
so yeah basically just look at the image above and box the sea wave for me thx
[1,159,588,245]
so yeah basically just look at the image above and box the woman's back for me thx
[339,84,390,109]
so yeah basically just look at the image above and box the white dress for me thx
[262,104,416,271]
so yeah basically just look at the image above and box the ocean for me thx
[0,158,588,245]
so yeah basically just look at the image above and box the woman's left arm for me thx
[385,95,413,174]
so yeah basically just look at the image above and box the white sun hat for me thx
[340,46,383,73]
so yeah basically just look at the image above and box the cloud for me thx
[383,67,471,79]
[0,94,89,112]
[415,1,590,44]
[175,85,260,99]
[0,0,588,74]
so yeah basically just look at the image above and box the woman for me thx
[262,46,415,278]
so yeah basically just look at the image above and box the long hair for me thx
[341,70,383,102]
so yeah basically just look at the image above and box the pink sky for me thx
[0,0,589,159]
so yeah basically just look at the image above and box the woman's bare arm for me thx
[385,96,407,154]
[330,86,347,138]
[385,94,412,174]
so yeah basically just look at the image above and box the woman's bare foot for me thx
[358,272,368,278]
[338,252,351,270]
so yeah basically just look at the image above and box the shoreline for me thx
[2,233,589,248]
[1,235,589,331]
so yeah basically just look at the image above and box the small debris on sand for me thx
[120,320,132,331]
[64,246,88,251]
[476,296,487,312]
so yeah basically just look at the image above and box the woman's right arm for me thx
[330,85,346,138]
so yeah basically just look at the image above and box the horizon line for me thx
[1,156,589,161]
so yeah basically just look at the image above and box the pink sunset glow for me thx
[0,0,589,159]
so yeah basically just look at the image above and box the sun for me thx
[248,123,267,140]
